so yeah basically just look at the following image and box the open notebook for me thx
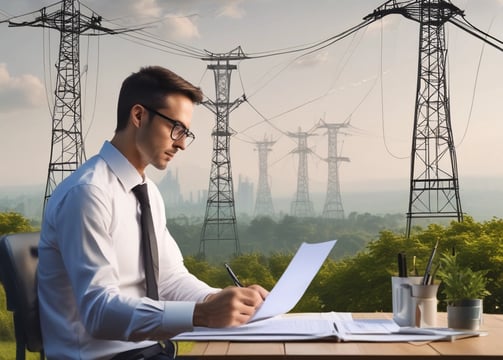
[173,312,486,342]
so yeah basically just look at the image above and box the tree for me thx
[0,211,34,235]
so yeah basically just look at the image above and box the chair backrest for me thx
[0,232,44,359]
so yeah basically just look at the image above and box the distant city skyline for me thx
[2,172,503,224]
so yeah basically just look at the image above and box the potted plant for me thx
[436,252,490,330]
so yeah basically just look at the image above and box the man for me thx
[38,66,268,360]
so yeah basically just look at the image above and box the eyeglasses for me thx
[140,104,195,147]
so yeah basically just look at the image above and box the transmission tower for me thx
[7,0,131,212]
[199,47,247,257]
[365,0,464,236]
[253,135,275,217]
[318,121,350,219]
[289,127,315,217]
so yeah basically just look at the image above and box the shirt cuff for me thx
[162,301,195,334]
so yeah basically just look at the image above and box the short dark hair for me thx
[116,66,203,132]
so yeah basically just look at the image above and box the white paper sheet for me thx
[179,316,337,337]
[250,239,337,322]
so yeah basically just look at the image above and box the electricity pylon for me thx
[199,47,247,257]
[289,127,315,217]
[253,135,275,217]
[365,0,464,236]
[318,120,350,219]
[7,0,134,212]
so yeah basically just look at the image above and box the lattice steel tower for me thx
[318,121,350,219]
[289,127,315,217]
[199,47,246,257]
[365,0,464,236]
[253,136,275,217]
[8,0,125,212]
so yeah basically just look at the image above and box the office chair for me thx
[0,232,45,360]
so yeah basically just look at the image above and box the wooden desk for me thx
[176,313,503,359]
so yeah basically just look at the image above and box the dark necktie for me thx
[132,183,159,300]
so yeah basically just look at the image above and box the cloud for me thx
[0,63,45,112]
[132,0,163,18]
[119,0,201,40]
[294,51,329,67]
[161,14,200,39]
[217,0,246,19]
[367,15,401,33]
[83,0,161,20]
[82,0,200,39]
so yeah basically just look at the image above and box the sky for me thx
[0,0,502,209]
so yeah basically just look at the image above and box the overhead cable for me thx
[245,19,374,59]
[449,17,503,52]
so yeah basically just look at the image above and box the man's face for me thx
[136,94,195,171]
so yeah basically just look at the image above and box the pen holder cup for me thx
[411,283,439,328]
[391,276,423,327]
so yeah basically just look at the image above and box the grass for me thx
[0,342,40,360]
[0,341,195,359]
[175,341,196,356]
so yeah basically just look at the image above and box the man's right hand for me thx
[193,285,268,328]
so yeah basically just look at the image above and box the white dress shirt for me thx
[38,141,218,360]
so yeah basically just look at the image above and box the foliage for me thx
[0,287,14,341]
[0,341,39,360]
[169,212,405,262]
[2,212,503,347]
[436,252,490,305]
[0,212,35,235]
[0,212,35,342]
[181,215,503,314]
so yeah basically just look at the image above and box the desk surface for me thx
[176,313,503,359]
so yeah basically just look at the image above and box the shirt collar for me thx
[99,141,144,191]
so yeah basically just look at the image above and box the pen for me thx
[430,263,440,285]
[225,263,243,287]
[422,239,439,285]
[397,252,407,277]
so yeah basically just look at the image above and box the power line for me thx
[83,36,101,143]
[318,120,350,219]
[199,47,246,258]
[6,0,143,211]
[253,136,276,217]
[244,19,374,59]
[0,8,12,20]
[288,128,316,218]
[365,0,466,236]
[449,15,503,51]
[455,13,497,148]
[378,18,408,160]
[113,30,204,58]
[42,27,54,117]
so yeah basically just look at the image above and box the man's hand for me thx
[193,285,268,328]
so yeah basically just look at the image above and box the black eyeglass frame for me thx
[140,104,195,146]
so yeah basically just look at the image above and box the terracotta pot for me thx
[447,299,483,330]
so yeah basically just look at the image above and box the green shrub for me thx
[0,286,14,340]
